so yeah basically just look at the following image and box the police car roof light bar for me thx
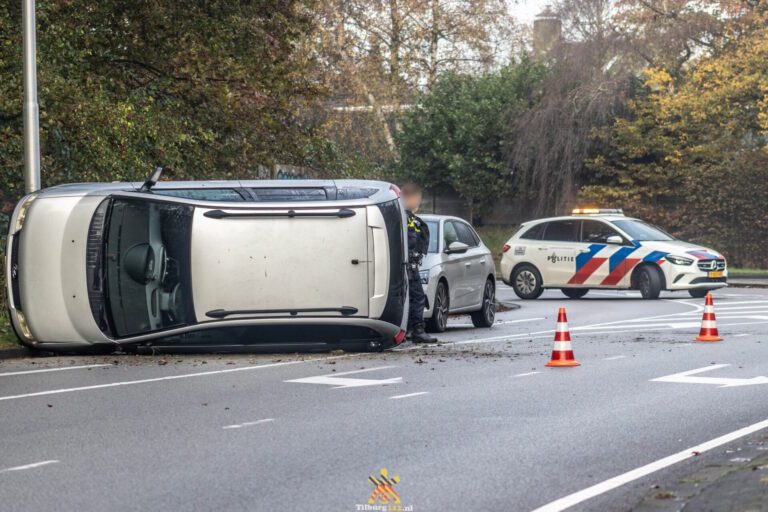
[571,208,624,215]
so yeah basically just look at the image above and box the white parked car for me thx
[500,209,727,300]
[418,215,496,332]
[6,172,409,352]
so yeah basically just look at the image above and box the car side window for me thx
[542,220,579,242]
[520,223,546,240]
[454,222,480,247]
[443,221,459,246]
[581,220,622,244]
[152,188,246,202]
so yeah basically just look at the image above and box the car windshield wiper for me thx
[205,307,359,319]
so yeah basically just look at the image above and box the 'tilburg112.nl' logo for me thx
[355,468,414,511]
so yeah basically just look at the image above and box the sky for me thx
[509,0,553,24]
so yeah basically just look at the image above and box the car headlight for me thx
[667,255,694,266]
[14,310,35,341]
[419,270,430,284]
[12,194,37,233]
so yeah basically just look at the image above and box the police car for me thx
[500,209,727,300]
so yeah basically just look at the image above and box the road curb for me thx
[728,281,768,289]
[0,346,32,359]
[497,300,521,311]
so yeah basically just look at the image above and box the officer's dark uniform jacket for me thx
[406,211,430,329]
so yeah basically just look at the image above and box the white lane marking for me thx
[531,416,768,512]
[450,317,545,328]
[651,364,768,388]
[222,418,275,430]
[286,366,402,389]
[0,460,59,474]
[497,317,546,325]
[602,356,627,361]
[513,371,541,378]
[734,334,751,338]
[0,364,110,377]
[389,392,429,400]
[0,355,360,402]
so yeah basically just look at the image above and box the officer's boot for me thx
[410,325,436,343]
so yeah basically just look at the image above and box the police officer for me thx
[401,183,437,343]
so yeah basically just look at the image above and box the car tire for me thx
[512,265,544,300]
[471,279,496,328]
[561,288,589,299]
[426,281,449,333]
[637,266,662,299]
[688,288,711,299]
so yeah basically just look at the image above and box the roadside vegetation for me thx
[1,1,767,269]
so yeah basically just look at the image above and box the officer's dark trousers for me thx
[408,275,426,330]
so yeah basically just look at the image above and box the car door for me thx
[579,219,638,287]
[539,219,581,286]
[441,220,471,309]
[452,220,489,308]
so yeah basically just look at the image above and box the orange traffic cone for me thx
[695,293,722,342]
[546,307,580,367]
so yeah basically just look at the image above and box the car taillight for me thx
[502,244,511,253]
[390,184,401,198]
[394,329,406,344]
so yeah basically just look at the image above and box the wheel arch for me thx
[510,261,544,286]
[630,262,667,290]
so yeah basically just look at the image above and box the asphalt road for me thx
[1,286,767,512]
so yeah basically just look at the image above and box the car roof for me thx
[419,214,471,223]
[521,214,638,226]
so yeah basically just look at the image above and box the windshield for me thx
[103,198,194,337]
[425,220,439,253]
[611,219,675,241]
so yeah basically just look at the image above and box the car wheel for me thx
[637,266,662,299]
[512,265,543,300]
[426,281,449,333]
[688,288,711,299]
[561,288,589,299]
[471,279,496,328]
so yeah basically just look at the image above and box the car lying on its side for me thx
[6,173,408,352]
[418,215,496,332]
[500,209,727,300]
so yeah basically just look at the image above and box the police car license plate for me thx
[709,271,724,278]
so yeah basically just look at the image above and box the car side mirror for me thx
[606,235,623,245]
[445,241,469,254]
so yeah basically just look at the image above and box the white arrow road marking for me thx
[651,364,768,388]
[285,366,402,389]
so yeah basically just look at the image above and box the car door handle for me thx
[538,247,549,251]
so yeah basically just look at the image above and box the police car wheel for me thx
[637,266,662,299]
[512,265,543,300]
[688,288,711,299]
[561,288,589,299]
[426,281,449,333]
[471,279,496,328]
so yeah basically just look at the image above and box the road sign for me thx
[285,366,402,389]
[651,364,768,388]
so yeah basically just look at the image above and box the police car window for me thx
[542,220,579,242]
[520,223,545,240]
[425,221,439,253]
[444,222,459,245]
[612,219,675,241]
[152,189,245,202]
[581,220,622,244]
[454,222,480,247]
